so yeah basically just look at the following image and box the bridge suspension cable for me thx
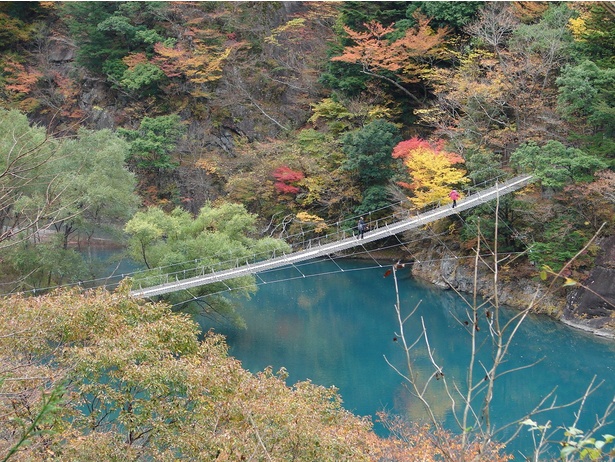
[2,174,533,298]
[129,174,534,298]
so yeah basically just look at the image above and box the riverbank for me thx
[359,234,615,340]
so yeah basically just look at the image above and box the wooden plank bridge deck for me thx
[130,174,533,298]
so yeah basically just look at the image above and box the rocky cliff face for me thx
[564,236,615,338]
[409,243,566,315]
[409,237,615,338]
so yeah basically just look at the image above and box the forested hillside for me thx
[0,1,612,274]
[1,2,614,460]
[1,1,613,290]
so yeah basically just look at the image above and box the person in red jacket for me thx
[449,189,460,208]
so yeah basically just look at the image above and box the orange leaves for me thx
[332,15,449,84]
[194,158,219,174]
[333,21,397,68]
[376,412,513,461]
[2,58,41,94]
[153,41,237,89]
[153,43,185,78]
[122,52,148,69]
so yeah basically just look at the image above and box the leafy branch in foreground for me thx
[2,383,65,462]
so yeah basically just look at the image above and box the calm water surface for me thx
[210,259,615,459]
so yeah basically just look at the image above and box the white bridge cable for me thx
[1,174,533,298]
[172,230,533,313]
[166,249,530,311]
[130,174,534,298]
[164,221,530,311]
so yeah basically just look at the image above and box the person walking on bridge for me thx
[449,189,460,208]
[357,217,366,239]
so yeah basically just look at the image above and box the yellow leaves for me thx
[265,18,306,46]
[0,288,451,459]
[563,277,578,287]
[308,98,352,124]
[296,211,328,233]
[153,39,239,89]
[540,265,578,287]
[296,176,325,207]
[367,104,397,120]
[195,158,218,174]
[153,43,184,60]
[414,107,446,126]
[184,46,233,84]
[395,139,468,208]
[568,15,588,41]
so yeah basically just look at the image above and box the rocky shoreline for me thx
[365,235,615,340]
[562,235,615,339]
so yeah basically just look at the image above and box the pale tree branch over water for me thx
[384,192,615,461]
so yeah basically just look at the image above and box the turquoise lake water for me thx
[207,258,615,459]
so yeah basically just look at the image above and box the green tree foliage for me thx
[0,110,136,247]
[124,202,290,327]
[458,148,519,251]
[59,2,125,74]
[570,3,615,68]
[0,109,53,248]
[3,241,89,290]
[59,2,172,75]
[120,61,166,95]
[459,195,524,253]
[0,3,39,50]
[511,140,607,190]
[342,119,401,189]
[508,3,575,87]
[557,60,615,141]
[308,98,354,134]
[0,117,139,291]
[119,114,186,171]
[410,1,482,30]
[50,129,140,248]
[337,1,408,30]
[464,148,504,184]
[355,185,392,216]
[528,217,594,273]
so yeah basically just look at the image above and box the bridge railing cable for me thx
[5,173,528,297]
[129,173,528,293]
[114,173,521,293]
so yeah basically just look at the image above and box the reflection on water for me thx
[210,259,615,458]
[80,247,143,290]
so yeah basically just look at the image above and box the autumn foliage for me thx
[393,137,468,208]
[0,289,513,460]
[272,165,305,195]
[332,14,449,101]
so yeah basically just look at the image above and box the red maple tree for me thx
[272,166,305,195]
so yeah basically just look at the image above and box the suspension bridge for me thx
[129,174,534,298]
